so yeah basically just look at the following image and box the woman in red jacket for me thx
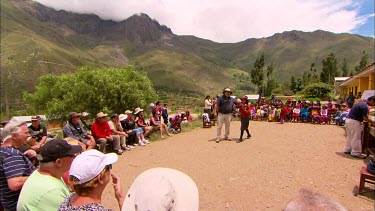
[280,104,288,124]
[238,96,252,143]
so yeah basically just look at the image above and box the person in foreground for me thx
[122,167,199,211]
[283,188,347,211]
[0,121,36,211]
[17,139,82,210]
[59,149,124,211]
[344,95,375,159]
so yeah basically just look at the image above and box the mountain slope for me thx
[1,0,374,112]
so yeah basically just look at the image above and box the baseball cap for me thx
[31,116,41,121]
[69,149,118,184]
[38,139,82,163]
[123,168,199,211]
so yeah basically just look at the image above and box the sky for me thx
[35,0,375,43]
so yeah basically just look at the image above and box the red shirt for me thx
[91,121,111,139]
[239,103,251,118]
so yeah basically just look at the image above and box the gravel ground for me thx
[101,120,374,211]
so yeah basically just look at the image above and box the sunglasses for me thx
[105,164,112,171]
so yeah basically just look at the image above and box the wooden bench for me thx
[358,166,375,195]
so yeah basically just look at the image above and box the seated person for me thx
[292,106,300,122]
[134,108,153,137]
[108,114,129,150]
[63,112,95,151]
[121,111,149,146]
[300,105,310,122]
[91,112,122,155]
[169,115,182,134]
[202,113,210,127]
[268,106,276,122]
[185,110,194,122]
[27,116,47,152]
[150,111,172,138]
[310,105,321,123]
[320,105,329,124]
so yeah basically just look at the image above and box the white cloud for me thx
[34,0,373,43]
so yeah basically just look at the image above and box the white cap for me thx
[69,149,118,184]
[123,168,199,211]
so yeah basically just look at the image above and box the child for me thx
[169,115,182,134]
[292,106,300,122]
[268,106,276,122]
[238,96,251,143]
[300,105,310,122]
[280,104,288,124]
[320,105,328,124]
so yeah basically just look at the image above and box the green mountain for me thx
[1,0,374,112]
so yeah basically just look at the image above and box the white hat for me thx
[69,149,118,184]
[125,110,133,114]
[119,114,127,122]
[96,112,108,118]
[123,168,199,211]
[134,108,144,115]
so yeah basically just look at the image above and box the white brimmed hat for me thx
[69,149,118,184]
[125,110,133,114]
[119,114,127,122]
[96,112,108,118]
[122,168,199,211]
[134,108,144,115]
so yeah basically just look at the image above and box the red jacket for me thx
[239,103,251,118]
[91,121,111,139]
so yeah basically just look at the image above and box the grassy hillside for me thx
[1,0,374,118]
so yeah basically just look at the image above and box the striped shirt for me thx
[0,147,35,210]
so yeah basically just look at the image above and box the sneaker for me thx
[246,135,251,139]
[124,146,131,151]
[216,138,220,143]
[351,154,367,159]
[138,141,145,146]
[121,145,127,150]
[236,139,243,143]
[343,151,350,154]
[224,136,231,141]
[142,139,150,144]
[128,145,135,149]
[133,143,138,146]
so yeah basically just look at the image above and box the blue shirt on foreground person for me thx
[347,102,368,122]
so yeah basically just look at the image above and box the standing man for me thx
[344,96,375,159]
[63,112,95,151]
[91,112,122,155]
[27,116,47,152]
[214,88,237,143]
[17,139,82,210]
[0,121,36,210]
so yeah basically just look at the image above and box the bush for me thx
[271,87,283,95]
[24,65,157,118]
[303,82,333,98]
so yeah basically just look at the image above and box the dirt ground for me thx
[102,120,374,211]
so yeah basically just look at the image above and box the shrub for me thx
[303,82,333,98]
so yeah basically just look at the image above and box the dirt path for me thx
[102,121,374,211]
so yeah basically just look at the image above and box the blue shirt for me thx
[347,102,368,122]
[216,95,237,114]
[0,147,35,210]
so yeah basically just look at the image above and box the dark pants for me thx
[163,115,169,124]
[126,132,137,145]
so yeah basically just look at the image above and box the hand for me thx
[24,149,37,158]
[31,143,41,151]
[111,173,124,209]
[107,136,113,141]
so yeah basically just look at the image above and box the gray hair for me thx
[284,189,347,211]
[1,121,27,144]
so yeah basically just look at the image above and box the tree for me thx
[354,51,368,72]
[24,65,157,118]
[341,58,349,76]
[265,63,277,97]
[302,63,319,86]
[320,53,338,84]
[290,76,303,93]
[250,53,265,97]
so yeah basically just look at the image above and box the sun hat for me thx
[69,112,81,119]
[31,115,41,121]
[69,149,118,184]
[122,168,199,211]
[125,110,133,114]
[38,139,82,163]
[119,114,127,122]
[222,87,232,94]
[134,108,144,115]
[96,112,107,118]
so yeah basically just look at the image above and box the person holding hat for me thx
[58,149,124,211]
[122,167,199,211]
[237,96,251,143]
[17,139,82,211]
[214,88,237,143]
[91,112,122,155]
[0,121,36,210]
[27,115,47,151]
[63,112,95,151]
[344,95,375,159]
